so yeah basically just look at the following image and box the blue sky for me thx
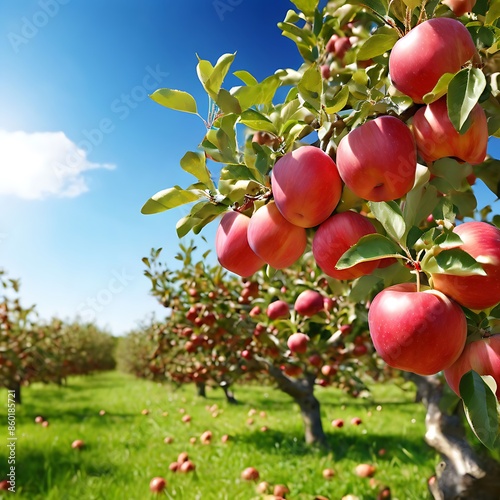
[0,0,304,335]
[0,1,498,336]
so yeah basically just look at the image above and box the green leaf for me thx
[336,234,403,270]
[197,53,235,101]
[240,110,277,134]
[216,88,242,115]
[369,201,406,243]
[233,70,258,86]
[434,248,486,276]
[149,88,198,114]
[232,75,281,110]
[218,165,261,202]
[460,371,499,450]
[356,32,399,61]
[297,64,323,110]
[475,159,500,197]
[289,0,319,16]
[324,85,350,114]
[485,0,500,25]
[423,73,455,105]
[141,187,201,215]
[447,68,487,133]
[180,152,215,191]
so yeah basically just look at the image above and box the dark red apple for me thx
[336,116,417,202]
[215,211,265,277]
[389,17,476,103]
[287,333,309,354]
[431,222,500,310]
[368,283,467,375]
[266,300,290,320]
[294,290,325,317]
[312,211,379,280]
[271,145,342,228]
[241,467,260,481]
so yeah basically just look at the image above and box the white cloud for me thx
[0,130,115,199]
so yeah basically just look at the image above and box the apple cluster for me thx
[214,16,500,395]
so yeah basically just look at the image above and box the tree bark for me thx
[265,362,328,448]
[220,381,238,404]
[409,374,500,499]
[195,381,206,398]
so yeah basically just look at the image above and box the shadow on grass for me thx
[11,446,116,498]
[236,427,434,464]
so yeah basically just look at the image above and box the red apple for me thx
[320,64,331,79]
[164,436,173,444]
[179,460,196,473]
[336,116,417,202]
[331,418,344,428]
[241,349,252,360]
[368,283,467,375]
[271,146,342,228]
[169,462,179,472]
[333,36,352,59]
[177,451,189,463]
[412,98,487,165]
[0,481,10,491]
[215,211,265,277]
[323,468,335,479]
[444,334,500,400]
[248,202,307,268]
[35,415,44,424]
[431,222,500,310]
[294,290,325,317]
[443,0,476,17]
[308,353,323,367]
[256,481,271,494]
[274,484,290,497]
[389,18,476,103]
[326,34,339,53]
[71,439,85,450]
[200,430,213,444]
[287,333,309,354]
[351,417,362,426]
[312,211,379,280]
[321,365,337,377]
[241,467,260,481]
[355,463,376,478]
[267,300,290,320]
[149,477,167,493]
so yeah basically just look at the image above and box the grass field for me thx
[0,371,438,499]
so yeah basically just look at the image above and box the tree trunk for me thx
[220,381,238,404]
[8,380,21,404]
[266,362,328,448]
[409,374,500,499]
[195,381,206,398]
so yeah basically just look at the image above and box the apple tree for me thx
[142,0,500,496]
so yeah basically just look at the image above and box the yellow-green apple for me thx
[312,211,379,280]
[336,116,417,201]
[215,211,265,277]
[271,146,342,227]
[431,222,500,310]
[443,0,476,16]
[368,283,467,375]
[287,333,309,354]
[444,334,500,400]
[294,290,325,317]
[389,18,476,103]
[149,477,167,493]
[412,98,487,164]
[247,202,307,268]
[267,300,290,320]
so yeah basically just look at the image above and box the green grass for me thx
[0,372,438,499]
